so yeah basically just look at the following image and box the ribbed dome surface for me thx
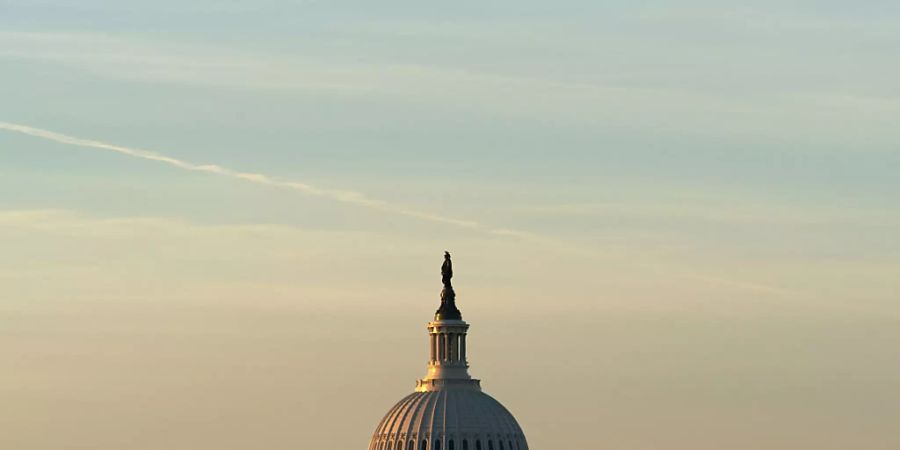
[370,389,528,450]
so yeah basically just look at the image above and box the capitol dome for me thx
[368,253,529,450]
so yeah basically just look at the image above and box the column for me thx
[460,334,467,363]
[430,334,437,362]
[448,333,456,362]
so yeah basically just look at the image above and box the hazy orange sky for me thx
[2,1,900,449]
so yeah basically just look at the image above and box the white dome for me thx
[370,389,528,450]
[368,253,529,450]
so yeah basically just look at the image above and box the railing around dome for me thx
[371,437,527,450]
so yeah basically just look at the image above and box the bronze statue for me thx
[441,251,453,287]
[436,251,462,320]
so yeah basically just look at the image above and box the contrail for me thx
[0,121,809,299]
[0,121,492,231]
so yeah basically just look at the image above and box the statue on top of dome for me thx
[436,251,461,320]
[441,251,453,287]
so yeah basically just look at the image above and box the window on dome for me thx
[499,441,504,450]
[488,441,494,450]
[435,439,441,450]
[421,439,427,450]
[462,440,468,450]
[449,439,455,450]
[396,441,403,450]
[408,440,414,450]
[476,440,482,450]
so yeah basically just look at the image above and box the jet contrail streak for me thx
[0,121,810,298]
[0,121,488,230]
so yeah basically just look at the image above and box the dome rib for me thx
[427,392,439,441]
[397,393,421,440]
[440,389,449,442]
[382,393,417,437]
[485,394,515,437]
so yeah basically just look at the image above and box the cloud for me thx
[3,31,900,143]
[637,4,900,36]
[10,207,900,320]
[512,202,900,227]
[0,31,366,92]
[0,121,492,230]
[5,208,892,318]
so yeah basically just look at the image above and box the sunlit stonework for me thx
[368,253,529,450]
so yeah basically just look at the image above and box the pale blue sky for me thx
[1,2,899,450]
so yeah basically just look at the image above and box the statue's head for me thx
[444,251,451,259]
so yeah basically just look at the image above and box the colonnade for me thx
[428,325,468,365]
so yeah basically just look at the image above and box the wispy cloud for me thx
[512,202,900,227]
[0,121,515,232]
[637,4,900,36]
[0,31,372,92]
[3,31,899,143]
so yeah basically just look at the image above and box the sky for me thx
[1,1,899,449]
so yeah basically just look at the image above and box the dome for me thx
[370,390,528,450]
[368,253,529,450]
